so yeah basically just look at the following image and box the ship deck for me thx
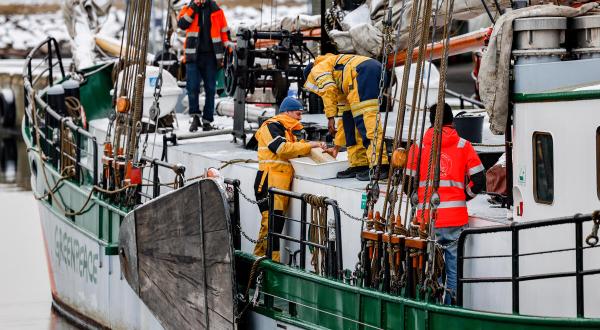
[90,112,509,267]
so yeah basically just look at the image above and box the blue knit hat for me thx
[279,96,304,113]
[303,62,314,80]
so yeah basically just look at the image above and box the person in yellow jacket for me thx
[323,94,370,178]
[253,97,324,262]
[304,54,389,181]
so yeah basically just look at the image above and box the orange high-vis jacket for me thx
[177,0,232,63]
[406,126,484,228]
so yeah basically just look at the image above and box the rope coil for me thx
[304,194,328,275]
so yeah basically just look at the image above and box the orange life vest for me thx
[177,1,232,63]
[406,126,484,228]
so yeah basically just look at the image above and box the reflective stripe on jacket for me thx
[255,114,311,181]
[406,126,484,228]
[177,1,231,63]
[303,54,371,119]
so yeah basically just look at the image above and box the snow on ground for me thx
[0,0,59,4]
[0,8,123,55]
[0,1,307,58]
[223,4,309,30]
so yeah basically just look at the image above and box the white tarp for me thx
[478,3,599,134]
[62,0,112,70]
[329,0,510,55]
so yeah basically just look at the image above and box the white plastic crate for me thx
[290,151,349,180]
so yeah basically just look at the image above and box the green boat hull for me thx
[236,252,600,330]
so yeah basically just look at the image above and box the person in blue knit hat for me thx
[252,96,324,262]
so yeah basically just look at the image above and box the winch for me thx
[224,27,320,144]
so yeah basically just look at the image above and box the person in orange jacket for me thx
[177,0,232,132]
[253,97,324,262]
[405,103,485,304]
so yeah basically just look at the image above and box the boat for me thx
[20,0,600,328]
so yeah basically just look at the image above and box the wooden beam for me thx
[386,27,492,69]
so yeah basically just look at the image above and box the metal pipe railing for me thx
[457,212,600,316]
[266,187,343,279]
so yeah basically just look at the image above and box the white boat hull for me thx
[38,202,163,330]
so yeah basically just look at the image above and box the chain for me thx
[236,186,269,205]
[238,223,268,244]
[235,257,266,321]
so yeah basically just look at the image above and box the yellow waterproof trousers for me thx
[353,110,389,167]
[253,171,289,263]
[253,211,281,262]
[333,117,368,168]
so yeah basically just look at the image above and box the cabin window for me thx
[533,132,553,204]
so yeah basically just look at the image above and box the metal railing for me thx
[445,88,484,109]
[24,37,98,186]
[457,213,600,316]
[266,187,343,279]
[138,155,186,200]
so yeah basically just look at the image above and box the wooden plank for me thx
[200,179,237,326]
[118,212,139,295]
[118,179,236,330]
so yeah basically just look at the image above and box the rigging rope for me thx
[305,194,328,275]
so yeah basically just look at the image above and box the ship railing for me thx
[24,37,66,91]
[23,38,98,187]
[267,188,344,279]
[445,88,484,109]
[457,213,600,317]
[137,155,186,201]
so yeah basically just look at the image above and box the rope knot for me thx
[303,194,327,208]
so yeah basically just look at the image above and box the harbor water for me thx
[0,131,76,329]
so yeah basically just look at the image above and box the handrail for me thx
[23,37,97,187]
[139,155,186,198]
[445,88,484,109]
[457,212,600,316]
[24,36,66,87]
[266,187,343,279]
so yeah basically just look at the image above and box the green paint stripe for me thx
[514,90,600,103]
[236,251,600,328]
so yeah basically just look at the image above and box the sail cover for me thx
[119,179,236,329]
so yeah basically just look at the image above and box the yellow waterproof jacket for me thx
[304,54,371,118]
[255,114,312,193]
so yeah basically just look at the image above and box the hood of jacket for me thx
[422,126,461,148]
[269,114,304,132]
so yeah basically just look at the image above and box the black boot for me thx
[189,115,200,132]
[202,121,214,131]
[356,164,390,181]
[336,165,368,179]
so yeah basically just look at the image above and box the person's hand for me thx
[327,117,336,135]
[309,141,325,149]
[217,58,224,69]
[324,146,339,158]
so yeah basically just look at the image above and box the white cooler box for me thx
[290,152,348,180]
